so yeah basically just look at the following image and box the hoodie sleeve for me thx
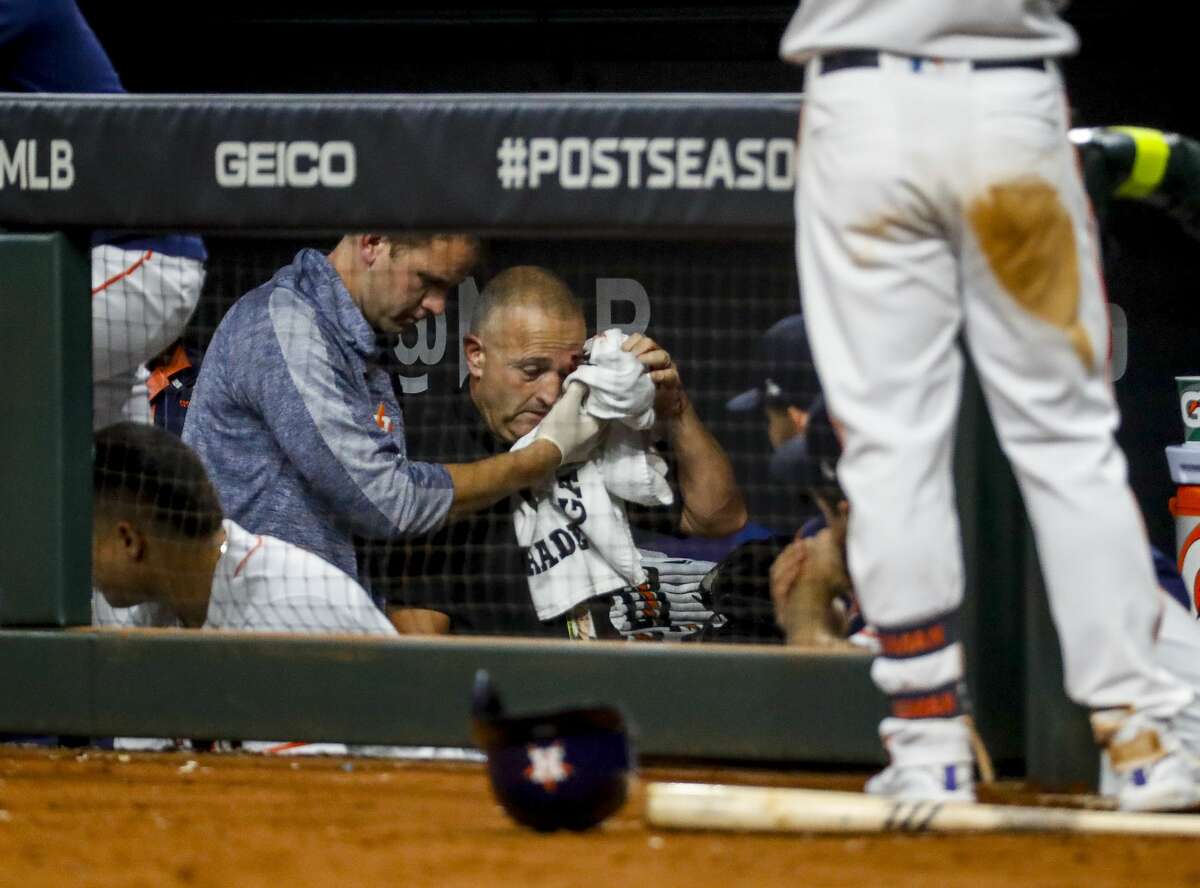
[252,286,455,538]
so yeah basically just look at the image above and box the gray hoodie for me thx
[183,248,453,579]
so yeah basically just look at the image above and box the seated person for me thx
[365,265,746,637]
[92,421,395,636]
[700,313,832,644]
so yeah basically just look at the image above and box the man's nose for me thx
[536,374,563,407]
[423,288,448,316]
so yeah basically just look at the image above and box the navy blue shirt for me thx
[0,0,123,92]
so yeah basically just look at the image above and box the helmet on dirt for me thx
[470,669,634,832]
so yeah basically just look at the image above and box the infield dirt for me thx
[0,747,1196,888]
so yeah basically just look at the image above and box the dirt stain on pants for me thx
[967,177,1093,369]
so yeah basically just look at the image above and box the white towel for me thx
[512,458,648,620]
[567,329,674,507]
[568,328,656,429]
[511,333,675,620]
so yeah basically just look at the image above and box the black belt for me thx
[819,49,1047,76]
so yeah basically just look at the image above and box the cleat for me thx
[864,761,975,802]
[1095,713,1200,812]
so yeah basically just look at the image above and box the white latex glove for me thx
[533,381,606,466]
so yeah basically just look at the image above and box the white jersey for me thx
[92,245,205,428]
[93,519,396,636]
[779,0,1077,64]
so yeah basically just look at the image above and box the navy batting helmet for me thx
[470,670,634,832]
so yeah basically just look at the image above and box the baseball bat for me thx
[644,782,1200,837]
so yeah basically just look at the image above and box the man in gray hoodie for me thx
[183,233,601,609]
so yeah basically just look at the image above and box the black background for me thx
[78,2,1200,553]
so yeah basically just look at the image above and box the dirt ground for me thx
[1,747,1198,888]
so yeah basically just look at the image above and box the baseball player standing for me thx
[781,0,1200,810]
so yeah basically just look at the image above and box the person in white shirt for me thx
[92,421,395,637]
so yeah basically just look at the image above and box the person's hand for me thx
[533,381,606,466]
[769,530,809,624]
[621,332,688,419]
[780,527,854,647]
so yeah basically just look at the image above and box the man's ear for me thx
[463,334,485,379]
[115,520,145,562]
[360,234,386,267]
[786,405,809,436]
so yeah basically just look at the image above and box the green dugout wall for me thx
[0,230,1093,784]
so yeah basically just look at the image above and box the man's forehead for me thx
[409,237,477,275]
[487,303,585,353]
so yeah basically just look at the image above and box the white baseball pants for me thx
[796,53,1191,763]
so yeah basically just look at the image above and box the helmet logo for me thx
[524,741,574,791]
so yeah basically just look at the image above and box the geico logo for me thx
[215,141,356,188]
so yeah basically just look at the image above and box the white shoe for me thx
[1097,714,1200,812]
[864,762,975,802]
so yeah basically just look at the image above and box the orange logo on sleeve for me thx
[373,402,394,433]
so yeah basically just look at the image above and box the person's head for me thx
[92,422,224,609]
[332,232,480,335]
[726,314,824,449]
[464,266,587,444]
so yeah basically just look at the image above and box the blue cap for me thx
[726,314,823,413]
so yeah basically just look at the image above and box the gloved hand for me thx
[534,381,606,466]
[608,553,727,641]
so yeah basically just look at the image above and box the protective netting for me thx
[89,233,837,645]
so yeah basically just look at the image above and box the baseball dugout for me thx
[0,93,1092,783]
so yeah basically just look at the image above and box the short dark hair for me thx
[385,231,482,258]
[470,265,583,336]
[93,423,223,539]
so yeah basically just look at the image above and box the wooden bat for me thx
[644,782,1200,837]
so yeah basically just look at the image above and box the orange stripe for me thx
[1171,487,1200,515]
[879,623,947,658]
[1179,522,1200,577]
[234,536,265,577]
[891,690,959,720]
[260,741,308,755]
[92,249,154,295]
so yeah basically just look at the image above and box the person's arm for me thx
[443,440,561,521]
[250,291,598,536]
[621,333,747,537]
[445,380,604,520]
[0,0,124,93]
[245,289,456,538]
[667,401,748,536]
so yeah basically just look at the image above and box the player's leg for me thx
[959,64,1198,809]
[797,57,973,798]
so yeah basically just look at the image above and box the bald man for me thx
[366,265,746,636]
